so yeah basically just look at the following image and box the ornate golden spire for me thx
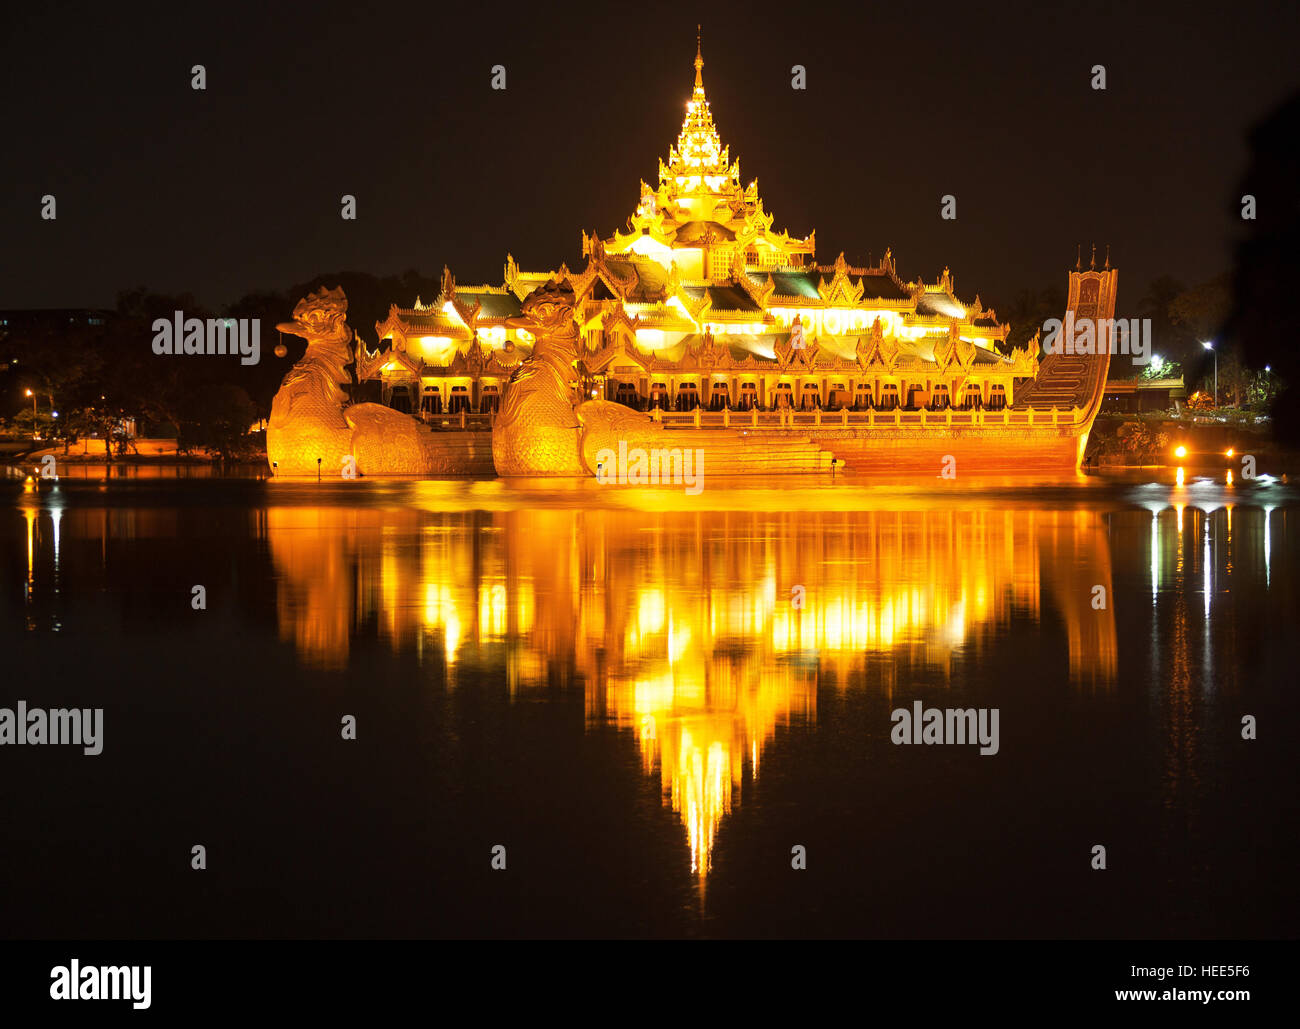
[695,25,703,89]
[663,33,732,184]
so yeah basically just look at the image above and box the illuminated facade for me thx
[339,40,1118,476]
[272,40,1115,477]
[365,41,1040,420]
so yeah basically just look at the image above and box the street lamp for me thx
[1201,341,1217,407]
[25,388,36,420]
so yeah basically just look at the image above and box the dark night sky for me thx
[2,0,1297,318]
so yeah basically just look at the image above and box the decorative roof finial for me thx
[695,25,703,89]
[1104,243,1111,271]
[1090,243,1096,270]
[1075,244,1081,271]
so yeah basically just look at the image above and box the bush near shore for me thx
[1089,411,1294,469]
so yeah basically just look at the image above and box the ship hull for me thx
[812,425,1088,474]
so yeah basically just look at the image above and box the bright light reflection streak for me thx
[50,503,62,577]
[1264,507,1272,589]
[1151,509,1159,603]
[25,509,36,597]
[1203,514,1212,619]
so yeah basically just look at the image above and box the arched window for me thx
[615,382,640,409]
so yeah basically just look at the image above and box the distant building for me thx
[1101,377,1186,414]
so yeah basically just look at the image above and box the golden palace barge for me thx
[267,41,1115,478]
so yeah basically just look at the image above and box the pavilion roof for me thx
[674,220,737,243]
[682,284,761,311]
[456,290,522,319]
[748,269,819,299]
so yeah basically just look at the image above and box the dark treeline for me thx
[990,272,1242,392]
[0,269,443,458]
[993,88,1300,435]
[1223,90,1300,444]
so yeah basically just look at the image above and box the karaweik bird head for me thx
[507,278,578,340]
[277,286,352,345]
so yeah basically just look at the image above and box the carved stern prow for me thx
[1011,260,1119,469]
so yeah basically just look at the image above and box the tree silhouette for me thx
[1224,90,1300,442]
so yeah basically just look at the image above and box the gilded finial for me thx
[1075,244,1081,271]
[1104,243,1111,271]
[1090,243,1096,270]
[695,25,703,89]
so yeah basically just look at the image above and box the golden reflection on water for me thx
[11,477,1288,885]
[266,500,1120,878]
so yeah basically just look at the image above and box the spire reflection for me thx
[266,500,1120,879]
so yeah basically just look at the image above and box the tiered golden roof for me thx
[361,38,1049,415]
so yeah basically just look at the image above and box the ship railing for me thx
[653,406,1085,430]
[398,407,1087,432]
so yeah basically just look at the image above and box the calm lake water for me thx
[2,469,1297,938]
